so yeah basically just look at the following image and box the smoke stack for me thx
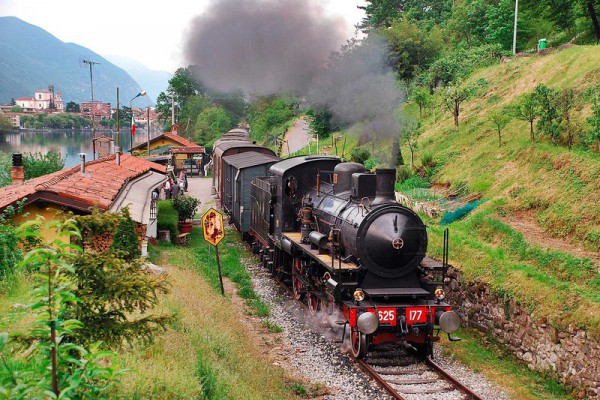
[10,153,24,185]
[372,168,396,205]
[79,153,86,174]
[115,146,122,166]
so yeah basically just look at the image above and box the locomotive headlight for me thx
[353,288,365,302]
[434,287,445,301]
[357,311,378,334]
[439,311,461,333]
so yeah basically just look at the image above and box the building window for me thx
[150,199,157,221]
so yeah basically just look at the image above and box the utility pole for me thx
[171,96,175,127]
[513,0,519,55]
[83,59,99,159]
[147,107,151,156]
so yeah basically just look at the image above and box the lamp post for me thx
[129,90,147,153]
[513,0,519,55]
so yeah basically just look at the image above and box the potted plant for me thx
[172,195,200,233]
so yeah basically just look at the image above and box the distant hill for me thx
[0,16,153,107]
[104,55,172,104]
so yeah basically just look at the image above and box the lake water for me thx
[0,129,162,168]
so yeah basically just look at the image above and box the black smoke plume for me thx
[184,0,405,165]
[184,0,347,95]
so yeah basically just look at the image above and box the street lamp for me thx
[129,90,147,153]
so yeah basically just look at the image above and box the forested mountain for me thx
[0,16,152,106]
[104,54,172,104]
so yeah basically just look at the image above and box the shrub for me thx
[5,220,127,398]
[110,207,140,261]
[396,165,413,182]
[157,200,179,243]
[364,157,378,171]
[350,147,371,164]
[172,195,200,221]
[22,150,65,181]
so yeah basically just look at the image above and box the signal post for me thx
[201,208,225,295]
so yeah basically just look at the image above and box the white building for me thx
[16,85,64,111]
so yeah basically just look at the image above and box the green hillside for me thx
[398,45,600,336]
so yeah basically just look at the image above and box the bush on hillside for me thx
[350,147,371,164]
[157,200,178,243]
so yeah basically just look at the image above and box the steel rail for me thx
[426,358,484,400]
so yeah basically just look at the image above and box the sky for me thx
[0,0,367,73]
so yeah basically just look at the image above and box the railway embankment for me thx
[445,267,599,398]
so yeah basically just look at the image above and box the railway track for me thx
[273,274,483,400]
[357,347,484,400]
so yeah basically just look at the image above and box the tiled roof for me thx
[163,132,196,147]
[0,155,166,211]
[171,146,205,154]
[130,132,197,151]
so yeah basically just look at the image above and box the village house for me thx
[129,124,206,172]
[0,153,166,253]
[80,101,112,120]
[16,85,64,112]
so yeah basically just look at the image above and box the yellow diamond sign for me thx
[201,208,225,246]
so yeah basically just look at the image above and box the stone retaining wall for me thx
[445,267,600,399]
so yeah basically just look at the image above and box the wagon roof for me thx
[223,152,281,169]
[269,155,340,176]
[214,141,276,156]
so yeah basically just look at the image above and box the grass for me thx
[387,45,600,338]
[440,328,573,400]
[116,227,299,399]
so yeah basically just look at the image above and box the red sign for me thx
[201,208,225,246]
[406,307,427,324]
[377,308,397,326]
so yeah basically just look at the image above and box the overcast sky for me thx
[0,0,367,73]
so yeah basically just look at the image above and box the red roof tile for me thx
[130,132,197,151]
[0,155,166,211]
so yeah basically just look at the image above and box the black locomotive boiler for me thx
[248,156,460,358]
[214,139,460,359]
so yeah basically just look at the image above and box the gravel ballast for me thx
[241,255,511,400]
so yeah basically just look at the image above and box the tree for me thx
[110,207,140,261]
[10,97,15,106]
[403,122,421,169]
[306,107,337,139]
[0,115,13,132]
[156,67,206,126]
[534,84,560,145]
[583,0,600,43]
[6,219,126,398]
[513,93,539,141]
[412,85,431,118]
[10,105,23,112]
[65,101,80,112]
[556,88,578,148]
[587,88,600,152]
[194,106,233,144]
[22,151,65,181]
[439,83,476,126]
[489,107,511,147]
[71,210,172,348]
[381,18,443,81]
[358,0,403,29]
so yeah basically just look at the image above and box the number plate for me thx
[377,308,397,326]
[406,307,427,323]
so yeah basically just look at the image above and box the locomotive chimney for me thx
[372,168,396,205]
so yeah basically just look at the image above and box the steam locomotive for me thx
[212,129,460,358]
